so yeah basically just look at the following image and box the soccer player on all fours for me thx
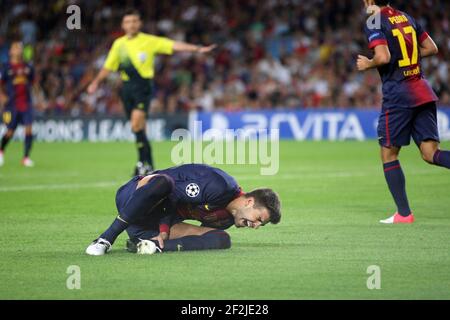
[87,9,216,176]
[357,0,450,224]
[86,164,281,256]
[0,40,35,168]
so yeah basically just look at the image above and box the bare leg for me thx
[420,140,450,169]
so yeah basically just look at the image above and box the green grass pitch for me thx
[0,140,449,299]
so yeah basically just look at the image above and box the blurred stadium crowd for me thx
[0,0,449,117]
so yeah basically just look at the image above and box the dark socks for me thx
[383,160,411,217]
[0,134,12,152]
[433,150,450,169]
[24,134,33,158]
[100,175,173,245]
[161,230,232,252]
[100,218,129,244]
[1,134,33,157]
[135,130,153,167]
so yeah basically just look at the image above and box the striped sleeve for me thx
[415,19,430,44]
[364,25,387,49]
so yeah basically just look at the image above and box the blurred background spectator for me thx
[0,0,449,117]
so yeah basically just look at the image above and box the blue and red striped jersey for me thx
[0,62,34,112]
[364,6,438,108]
[155,164,244,229]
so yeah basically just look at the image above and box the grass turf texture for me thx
[0,141,449,300]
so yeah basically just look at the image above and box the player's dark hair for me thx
[123,8,141,19]
[246,189,281,224]
[374,0,390,6]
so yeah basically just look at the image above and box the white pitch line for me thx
[0,169,444,192]
[0,181,120,192]
[237,172,369,180]
[0,174,358,192]
[237,170,443,180]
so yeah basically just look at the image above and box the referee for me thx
[87,9,216,175]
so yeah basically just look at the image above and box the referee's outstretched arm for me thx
[173,42,217,54]
[87,8,217,95]
[87,41,217,95]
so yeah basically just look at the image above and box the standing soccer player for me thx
[0,40,35,167]
[357,0,450,224]
[87,9,216,175]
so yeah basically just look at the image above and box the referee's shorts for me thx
[120,79,154,119]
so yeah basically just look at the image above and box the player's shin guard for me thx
[383,160,412,217]
[135,130,153,167]
[162,230,232,252]
[24,134,33,158]
[433,150,450,169]
[100,175,174,244]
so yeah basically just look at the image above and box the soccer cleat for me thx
[0,151,4,167]
[22,157,34,167]
[133,162,154,176]
[380,213,415,224]
[143,164,154,175]
[85,238,112,256]
[126,239,138,253]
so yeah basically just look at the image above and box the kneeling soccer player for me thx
[86,164,281,255]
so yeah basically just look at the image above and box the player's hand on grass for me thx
[197,44,217,54]
[151,232,168,249]
[357,55,372,71]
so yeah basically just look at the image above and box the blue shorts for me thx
[2,109,33,130]
[378,102,440,148]
[115,176,184,242]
